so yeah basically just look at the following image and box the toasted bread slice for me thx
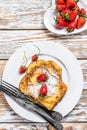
[19,60,67,110]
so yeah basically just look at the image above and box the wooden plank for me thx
[0,30,87,59]
[0,123,87,130]
[0,0,51,29]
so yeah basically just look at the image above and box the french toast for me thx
[19,60,67,110]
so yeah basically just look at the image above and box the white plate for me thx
[44,0,87,35]
[2,42,83,122]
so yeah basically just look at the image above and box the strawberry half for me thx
[37,74,47,82]
[39,84,47,96]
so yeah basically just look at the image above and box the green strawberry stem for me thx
[79,15,87,18]
[75,0,79,3]
[34,44,41,55]
[25,99,34,105]
[22,51,28,67]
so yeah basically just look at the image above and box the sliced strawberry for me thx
[37,74,47,82]
[67,20,77,32]
[76,17,86,29]
[66,0,76,8]
[56,4,66,12]
[32,54,38,62]
[19,66,26,74]
[56,0,65,5]
[39,84,47,96]
[80,8,86,16]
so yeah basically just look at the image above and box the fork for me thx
[0,81,63,130]
[1,80,62,121]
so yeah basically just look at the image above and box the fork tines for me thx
[1,80,20,97]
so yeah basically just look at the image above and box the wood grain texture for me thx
[0,0,51,29]
[0,30,87,59]
[0,123,87,130]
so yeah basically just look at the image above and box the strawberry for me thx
[69,10,78,21]
[61,8,71,21]
[39,84,47,96]
[19,66,26,74]
[32,54,38,62]
[56,20,68,29]
[61,9,78,21]
[56,4,66,12]
[73,5,80,12]
[67,20,77,32]
[80,8,86,16]
[56,0,65,5]
[76,17,86,29]
[37,74,47,82]
[66,0,76,8]
[56,16,68,29]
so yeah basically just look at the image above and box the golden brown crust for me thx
[19,60,67,110]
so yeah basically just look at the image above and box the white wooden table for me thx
[0,0,87,129]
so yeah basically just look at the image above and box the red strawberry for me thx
[37,74,47,82]
[19,66,26,74]
[73,5,80,12]
[32,54,38,62]
[67,20,77,32]
[76,17,86,29]
[66,0,76,8]
[56,0,65,5]
[61,9,78,22]
[56,16,68,29]
[39,84,47,96]
[56,4,66,12]
[80,8,86,16]
[61,8,71,21]
[70,10,78,21]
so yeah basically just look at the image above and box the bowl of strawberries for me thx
[44,0,87,35]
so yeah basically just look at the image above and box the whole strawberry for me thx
[55,16,68,29]
[56,0,65,5]
[67,20,77,32]
[32,54,38,62]
[56,4,66,12]
[37,74,47,82]
[76,17,86,29]
[66,0,76,8]
[39,84,48,96]
[80,8,86,16]
[19,66,26,74]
